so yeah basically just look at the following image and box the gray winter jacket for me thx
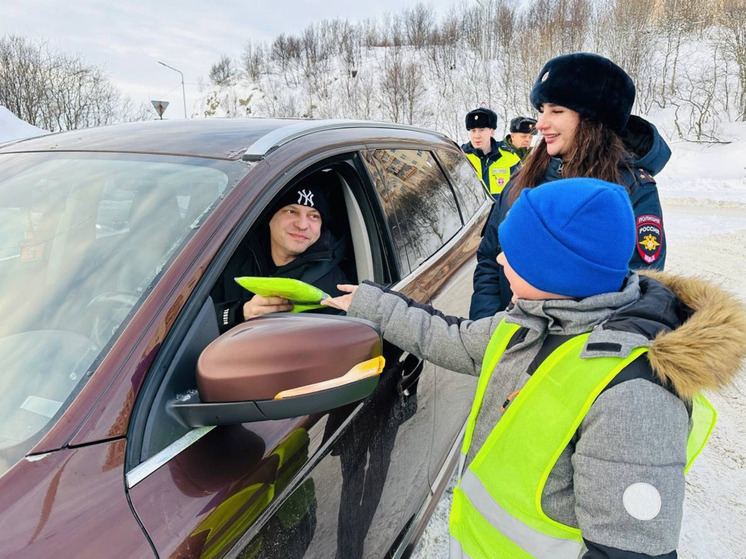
[347,271,746,557]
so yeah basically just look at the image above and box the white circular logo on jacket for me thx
[623,482,662,520]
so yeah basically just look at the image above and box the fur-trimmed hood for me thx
[640,271,746,399]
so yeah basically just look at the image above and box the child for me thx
[322,177,746,558]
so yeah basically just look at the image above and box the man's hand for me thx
[243,294,293,319]
[321,284,358,312]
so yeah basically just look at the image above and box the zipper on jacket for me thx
[499,390,521,413]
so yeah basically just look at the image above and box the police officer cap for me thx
[530,52,635,133]
[510,116,537,134]
[465,107,497,130]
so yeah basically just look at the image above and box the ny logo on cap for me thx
[297,189,315,206]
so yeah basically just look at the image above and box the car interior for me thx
[0,157,234,475]
[132,155,395,462]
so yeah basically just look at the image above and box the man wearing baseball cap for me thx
[212,172,349,332]
[461,106,521,200]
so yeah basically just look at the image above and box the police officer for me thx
[461,106,521,200]
[502,116,537,161]
[469,53,670,320]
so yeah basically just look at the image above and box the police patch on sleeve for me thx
[636,215,663,264]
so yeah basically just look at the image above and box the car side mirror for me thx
[167,314,384,427]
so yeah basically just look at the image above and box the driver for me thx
[211,176,350,333]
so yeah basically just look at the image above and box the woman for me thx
[469,52,670,320]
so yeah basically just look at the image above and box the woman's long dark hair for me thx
[507,118,629,205]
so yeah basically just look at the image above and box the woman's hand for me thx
[243,294,293,319]
[321,284,358,312]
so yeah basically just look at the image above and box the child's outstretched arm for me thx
[320,284,358,312]
[328,281,502,376]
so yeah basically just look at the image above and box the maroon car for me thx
[0,118,490,558]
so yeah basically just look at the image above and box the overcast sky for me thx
[2,0,460,119]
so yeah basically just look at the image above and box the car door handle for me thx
[396,353,424,397]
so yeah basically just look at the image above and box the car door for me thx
[361,146,492,486]
[422,148,492,483]
[125,152,436,559]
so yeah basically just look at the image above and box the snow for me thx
[414,128,746,559]
[0,106,48,143]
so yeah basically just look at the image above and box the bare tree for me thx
[0,35,141,131]
[402,62,426,125]
[592,0,657,112]
[717,0,746,120]
[404,3,434,49]
[0,35,48,126]
[654,0,706,106]
[270,34,302,85]
[241,40,266,81]
[671,41,725,141]
[491,0,517,53]
[380,50,404,122]
[209,55,236,87]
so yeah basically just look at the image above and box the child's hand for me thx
[321,284,358,312]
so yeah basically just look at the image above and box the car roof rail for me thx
[241,119,434,161]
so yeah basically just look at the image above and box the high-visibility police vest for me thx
[449,320,717,559]
[465,149,521,197]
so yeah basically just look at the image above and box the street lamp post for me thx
[474,0,487,62]
[158,61,188,119]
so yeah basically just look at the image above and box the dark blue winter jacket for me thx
[469,116,671,320]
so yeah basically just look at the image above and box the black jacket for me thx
[469,116,671,320]
[212,229,350,333]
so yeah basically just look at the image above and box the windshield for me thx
[0,151,247,475]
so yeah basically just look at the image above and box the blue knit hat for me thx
[498,178,635,298]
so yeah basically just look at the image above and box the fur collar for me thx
[641,271,746,399]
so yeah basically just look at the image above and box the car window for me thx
[362,149,462,270]
[136,157,395,460]
[0,152,241,477]
[360,150,412,275]
[435,148,490,221]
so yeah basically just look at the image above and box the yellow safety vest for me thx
[465,149,521,196]
[449,320,717,559]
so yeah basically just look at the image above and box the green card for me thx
[234,276,329,313]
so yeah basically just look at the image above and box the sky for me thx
[1,0,459,120]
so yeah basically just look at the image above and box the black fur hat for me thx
[465,107,497,130]
[529,52,635,133]
[510,116,537,134]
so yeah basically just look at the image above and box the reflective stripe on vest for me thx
[465,150,520,195]
[449,319,716,559]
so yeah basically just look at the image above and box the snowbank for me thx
[0,107,48,143]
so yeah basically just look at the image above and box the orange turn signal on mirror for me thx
[273,356,386,400]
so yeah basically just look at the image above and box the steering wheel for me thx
[86,291,140,348]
